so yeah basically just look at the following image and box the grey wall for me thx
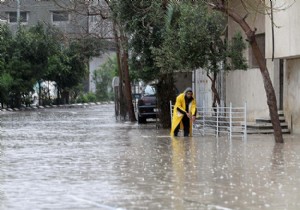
[0,0,88,36]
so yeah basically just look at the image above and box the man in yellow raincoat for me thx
[170,87,197,137]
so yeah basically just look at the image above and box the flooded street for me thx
[0,104,300,210]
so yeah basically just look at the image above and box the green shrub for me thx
[86,92,97,102]
[76,92,97,103]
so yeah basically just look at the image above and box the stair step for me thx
[278,110,284,116]
[247,128,291,134]
[256,117,286,123]
[246,122,288,130]
[250,112,291,134]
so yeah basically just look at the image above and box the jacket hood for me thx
[184,87,193,93]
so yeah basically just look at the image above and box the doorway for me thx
[279,59,284,110]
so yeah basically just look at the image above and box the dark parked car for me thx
[137,84,158,123]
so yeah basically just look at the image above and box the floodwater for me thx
[0,104,300,210]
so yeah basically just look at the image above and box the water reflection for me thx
[271,144,285,175]
[171,137,198,210]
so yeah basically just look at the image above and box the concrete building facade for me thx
[0,0,89,36]
[225,0,300,134]
[265,0,300,134]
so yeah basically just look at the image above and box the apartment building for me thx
[0,0,114,92]
[265,0,300,134]
[0,0,90,36]
[225,0,300,134]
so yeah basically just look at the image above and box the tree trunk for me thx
[38,80,42,106]
[113,21,136,122]
[251,38,283,143]
[113,21,127,119]
[157,74,177,128]
[57,87,60,105]
[212,2,283,143]
[207,72,221,108]
[121,37,136,122]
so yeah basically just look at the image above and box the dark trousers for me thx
[174,115,190,137]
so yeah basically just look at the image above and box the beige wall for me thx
[284,58,300,134]
[226,68,269,121]
[228,1,265,40]
[266,0,300,58]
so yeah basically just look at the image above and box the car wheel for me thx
[138,116,146,124]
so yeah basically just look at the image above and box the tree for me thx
[0,19,104,107]
[108,0,248,128]
[26,23,59,105]
[0,73,13,108]
[52,0,137,121]
[109,0,178,127]
[114,1,164,82]
[45,40,89,105]
[154,2,247,109]
[39,23,106,105]
[46,53,70,104]
[0,24,14,108]
[205,0,283,143]
[5,27,42,108]
[105,0,138,122]
[0,24,51,108]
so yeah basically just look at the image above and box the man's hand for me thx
[192,116,196,123]
[186,113,191,119]
[186,113,196,122]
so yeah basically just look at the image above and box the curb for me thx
[0,101,114,113]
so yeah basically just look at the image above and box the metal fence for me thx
[170,101,247,141]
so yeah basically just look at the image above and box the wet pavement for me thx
[0,104,300,210]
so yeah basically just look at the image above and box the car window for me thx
[144,85,156,96]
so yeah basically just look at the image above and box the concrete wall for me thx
[284,58,300,134]
[226,69,269,121]
[265,0,300,59]
[89,51,115,92]
[0,0,88,36]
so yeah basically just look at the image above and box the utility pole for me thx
[16,0,20,29]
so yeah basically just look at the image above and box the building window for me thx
[52,11,69,22]
[249,33,265,68]
[8,12,28,23]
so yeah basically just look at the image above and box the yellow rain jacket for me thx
[170,91,197,136]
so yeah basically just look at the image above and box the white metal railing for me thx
[170,101,247,140]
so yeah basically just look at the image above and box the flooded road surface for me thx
[0,104,300,210]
